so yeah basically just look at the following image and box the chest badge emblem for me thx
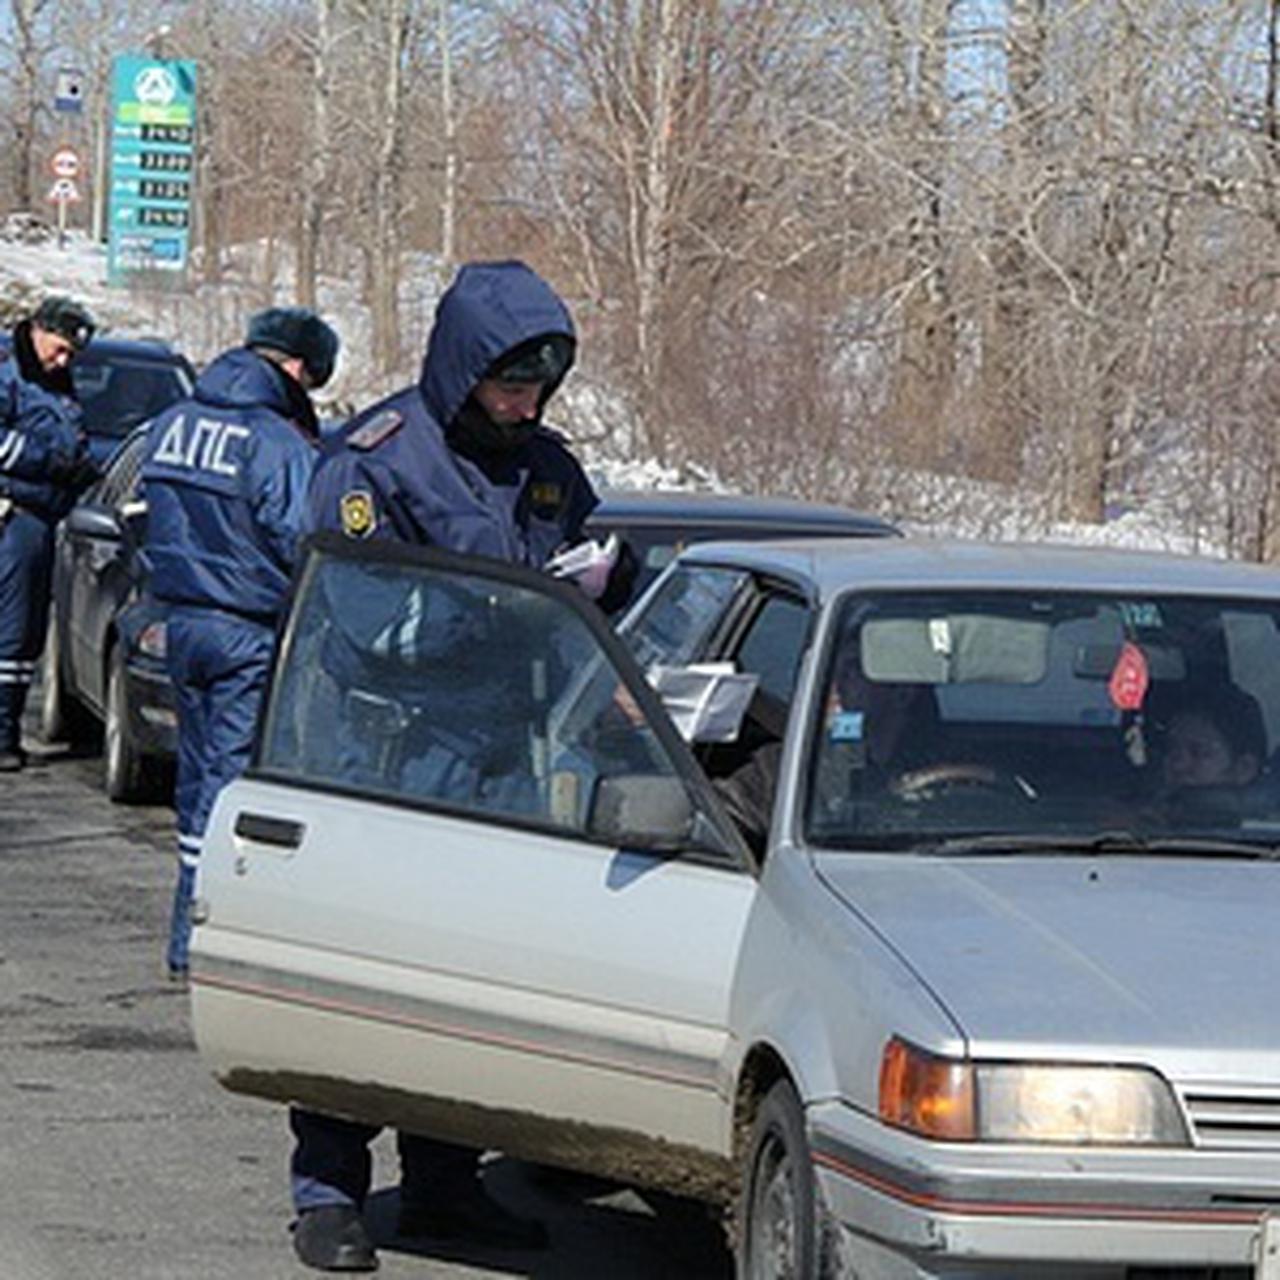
[339,489,377,539]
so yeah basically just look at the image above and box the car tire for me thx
[739,1078,817,1280]
[104,644,152,803]
[38,625,94,746]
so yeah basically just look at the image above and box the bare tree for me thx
[6,0,55,211]
[296,0,339,306]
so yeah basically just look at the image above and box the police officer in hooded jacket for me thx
[288,261,635,1273]
[141,307,340,980]
[0,296,97,772]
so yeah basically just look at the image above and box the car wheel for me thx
[38,625,94,746]
[104,644,152,803]
[739,1079,817,1280]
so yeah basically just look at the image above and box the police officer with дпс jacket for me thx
[0,296,97,773]
[140,307,340,981]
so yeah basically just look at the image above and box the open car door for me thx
[189,533,757,1187]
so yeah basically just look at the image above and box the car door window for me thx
[621,564,747,670]
[734,593,811,704]
[257,539,745,859]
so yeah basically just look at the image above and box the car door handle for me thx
[233,812,305,849]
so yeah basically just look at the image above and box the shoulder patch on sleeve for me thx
[348,408,403,451]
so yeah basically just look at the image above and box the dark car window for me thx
[72,354,192,440]
[622,564,748,671]
[735,594,811,704]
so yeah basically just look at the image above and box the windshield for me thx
[805,588,1280,851]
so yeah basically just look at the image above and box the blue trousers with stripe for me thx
[165,606,275,974]
[0,509,54,753]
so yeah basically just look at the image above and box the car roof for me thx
[676,535,1280,603]
[72,336,186,362]
[591,488,899,536]
[0,331,185,362]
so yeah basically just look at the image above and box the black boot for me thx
[397,1177,549,1251]
[0,747,26,772]
[292,1205,378,1272]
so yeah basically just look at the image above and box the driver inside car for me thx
[825,640,932,776]
[1148,682,1266,814]
[809,636,946,823]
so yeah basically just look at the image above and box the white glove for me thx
[546,534,619,601]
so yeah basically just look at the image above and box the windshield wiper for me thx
[930,830,1280,859]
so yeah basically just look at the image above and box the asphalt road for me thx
[0,734,733,1279]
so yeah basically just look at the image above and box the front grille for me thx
[1182,1087,1280,1150]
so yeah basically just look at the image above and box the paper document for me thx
[648,662,760,743]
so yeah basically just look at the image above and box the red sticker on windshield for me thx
[1108,641,1149,711]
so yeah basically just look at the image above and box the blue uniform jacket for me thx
[306,261,600,714]
[0,325,88,521]
[142,348,317,620]
[307,260,597,562]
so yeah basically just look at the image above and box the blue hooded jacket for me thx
[142,347,318,620]
[0,322,88,521]
[308,260,597,562]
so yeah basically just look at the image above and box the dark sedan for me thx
[586,489,899,596]
[38,425,171,801]
[40,467,898,803]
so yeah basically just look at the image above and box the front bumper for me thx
[810,1099,1278,1272]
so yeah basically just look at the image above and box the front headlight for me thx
[879,1038,1189,1145]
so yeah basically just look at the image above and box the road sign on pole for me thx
[48,177,82,251]
[51,148,82,180]
[54,67,85,114]
[48,178,82,204]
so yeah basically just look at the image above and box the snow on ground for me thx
[0,214,1237,555]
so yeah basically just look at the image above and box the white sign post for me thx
[47,150,83,248]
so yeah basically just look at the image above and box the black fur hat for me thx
[246,306,340,388]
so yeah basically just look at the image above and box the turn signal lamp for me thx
[879,1037,976,1139]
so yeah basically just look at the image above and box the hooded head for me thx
[418,261,576,452]
[246,306,340,389]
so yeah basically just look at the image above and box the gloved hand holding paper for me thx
[546,534,620,601]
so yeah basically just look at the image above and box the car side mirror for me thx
[589,774,695,849]
[64,504,122,540]
[588,774,737,858]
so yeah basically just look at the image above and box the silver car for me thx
[191,535,1280,1278]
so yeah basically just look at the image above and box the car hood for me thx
[815,852,1280,1078]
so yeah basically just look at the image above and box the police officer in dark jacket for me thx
[0,296,96,772]
[141,307,340,979]
[289,260,634,1273]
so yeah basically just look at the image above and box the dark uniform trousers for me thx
[0,508,56,753]
[165,606,277,973]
